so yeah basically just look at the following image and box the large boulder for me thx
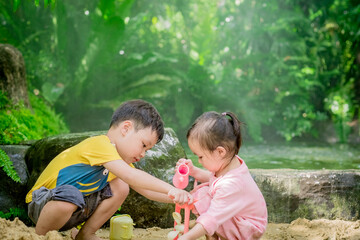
[252,169,360,223]
[25,131,106,189]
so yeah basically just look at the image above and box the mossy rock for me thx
[251,169,360,223]
[25,131,106,189]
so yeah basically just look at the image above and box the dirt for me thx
[1,217,360,240]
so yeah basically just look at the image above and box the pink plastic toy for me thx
[172,163,195,239]
[173,201,195,239]
[173,163,189,189]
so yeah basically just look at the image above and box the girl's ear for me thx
[215,146,227,158]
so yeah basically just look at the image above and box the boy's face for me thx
[113,121,158,164]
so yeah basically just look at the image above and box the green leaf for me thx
[0,149,21,183]
[13,0,21,12]
[0,207,28,220]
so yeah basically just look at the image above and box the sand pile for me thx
[264,218,360,240]
[1,217,360,240]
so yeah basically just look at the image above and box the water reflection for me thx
[185,143,360,170]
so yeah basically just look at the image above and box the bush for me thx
[0,91,69,144]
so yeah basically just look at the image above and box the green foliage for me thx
[4,0,360,143]
[0,207,31,225]
[0,148,21,183]
[12,0,55,11]
[325,80,355,143]
[0,91,68,144]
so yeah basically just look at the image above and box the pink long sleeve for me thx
[194,157,267,240]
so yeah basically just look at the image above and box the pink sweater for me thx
[192,156,267,240]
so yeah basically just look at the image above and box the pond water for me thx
[185,143,360,170]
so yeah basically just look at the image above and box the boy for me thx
[25,99,193,240]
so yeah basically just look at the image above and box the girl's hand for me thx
[176,158,195,176]
[177,223,207,240]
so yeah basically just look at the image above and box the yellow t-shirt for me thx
[26,135,133,203]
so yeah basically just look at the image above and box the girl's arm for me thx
[177,158,212,183]
[178,223,207,240]
[191,166,212,183]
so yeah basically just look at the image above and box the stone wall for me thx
[1,129,360,228]
[252,169,360,222]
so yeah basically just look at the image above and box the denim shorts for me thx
[28,184,113,231]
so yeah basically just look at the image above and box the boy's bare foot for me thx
[74,230,102,240]
[70,228,79,240]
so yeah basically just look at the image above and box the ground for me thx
[1,217,360,240]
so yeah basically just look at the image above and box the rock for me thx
[25,131,106,189]
[0,44,29,107]
[0,145,30,212]
[252,169,360,223]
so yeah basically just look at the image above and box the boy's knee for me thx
[110,178,130,197]
[50,200,78,213]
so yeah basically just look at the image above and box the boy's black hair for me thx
[110,99,164,143]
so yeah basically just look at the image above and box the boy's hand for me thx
[176,158,195,176]
[168,188,193,205]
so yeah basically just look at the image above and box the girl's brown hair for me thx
[187,111,242,157]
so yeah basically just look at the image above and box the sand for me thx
[1,217,360,240]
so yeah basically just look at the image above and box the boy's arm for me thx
[131,186,174,203]
[103,159,193,204]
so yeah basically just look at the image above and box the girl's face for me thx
[188,137,225,173]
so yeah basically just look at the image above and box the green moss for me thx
[0,91,69,144]
[293,202,312,219]
[294,200,329,219]
[256,178,295,223]
[291,192,360,221]
[330,193,360,220]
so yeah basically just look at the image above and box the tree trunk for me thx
[0,44,30,107]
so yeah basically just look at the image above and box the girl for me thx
[177,111,267,240]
